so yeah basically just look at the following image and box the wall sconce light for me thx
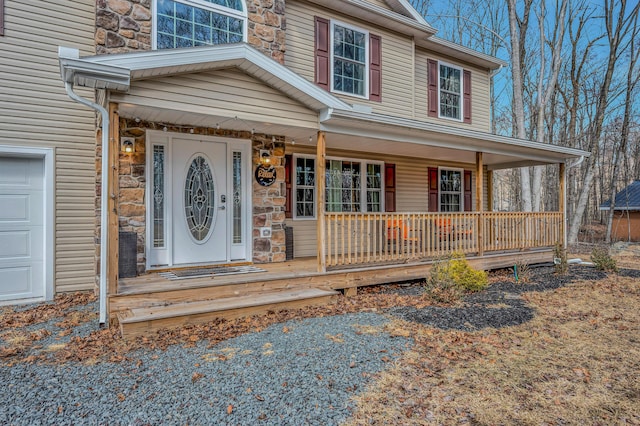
[121,137,135,154]
[259,149,271,166]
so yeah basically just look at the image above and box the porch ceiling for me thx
[319,110,590,169]
[115,104,319,141]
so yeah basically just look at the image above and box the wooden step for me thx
[117,288,339,338]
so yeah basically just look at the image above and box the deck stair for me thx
[116,287,339,338]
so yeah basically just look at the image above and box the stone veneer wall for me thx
[95,0,288,273]
[95,0,286,63]
[252,138,287,263]
[115,119,287,271]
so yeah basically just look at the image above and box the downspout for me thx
[64,81,109,326]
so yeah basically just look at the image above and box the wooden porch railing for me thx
[323,211,563,268]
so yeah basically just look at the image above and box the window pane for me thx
[333,24,366,96]
[232,152,242,244]
[156,0,244,49]
[439,64,462,119]
[153,146,165,248]
[294,157,315,217]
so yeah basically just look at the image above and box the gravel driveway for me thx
[1,311,411,425]
[1,265,623,425]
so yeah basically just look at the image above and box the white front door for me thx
[0,157,45,302]
[172,138,228,265]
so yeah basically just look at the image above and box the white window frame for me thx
[292,154,384,219]
[292,154,317,220]
[330,20,369,99]
[437,61,464,122]
[437,166,464,212]
[152,0,248,50]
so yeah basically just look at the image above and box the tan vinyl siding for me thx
[0,0,96,293]
[284,145,487,257]
[286,0,415,117]
[415,48,492,132]
[109,69,318,129]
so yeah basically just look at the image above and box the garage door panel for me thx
[0,230,30,258]
[0,156,46,302]
[0,158,43,186]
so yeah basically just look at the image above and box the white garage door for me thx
[0,157,45,302]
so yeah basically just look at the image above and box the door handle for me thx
[219,205,226,210]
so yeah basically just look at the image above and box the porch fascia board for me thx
[69,44,352,113]
[320,109,590,168]
[418,36,508,71]
[307,0,436,36]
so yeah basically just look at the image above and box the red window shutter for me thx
[427,59,438,117]
[428,167,438,212]
[384,163,395,212]
[463,69,472,124]
[314,16,330,91]
[285,154,293,218]
[0,0,4,36]
[369,34,382,102]
[463,170,472,211]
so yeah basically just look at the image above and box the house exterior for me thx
[600,180,640,242]
[0,0,96,304]
[4,0,588,328]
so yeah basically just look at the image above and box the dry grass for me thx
[345,273,640,425]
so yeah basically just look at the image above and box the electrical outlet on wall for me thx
[260,227,272,238]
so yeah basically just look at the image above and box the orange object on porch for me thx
[386,219,420,243]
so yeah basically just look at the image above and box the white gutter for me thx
[64,81,109,326]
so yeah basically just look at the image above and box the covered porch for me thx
[58,44,588,335]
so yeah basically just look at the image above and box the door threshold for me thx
[148,261,253,273]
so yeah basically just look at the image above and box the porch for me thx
[112,250,554,338]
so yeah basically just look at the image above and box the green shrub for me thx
[425,252,488,302]
[591,247,618,272]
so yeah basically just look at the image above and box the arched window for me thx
[154,0,247,49]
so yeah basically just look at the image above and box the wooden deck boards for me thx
[116,250,552,297]
[110,250,552,337]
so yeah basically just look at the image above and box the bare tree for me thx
[507,0,534,211]
[567,0,640,244]
[605,9,640,242]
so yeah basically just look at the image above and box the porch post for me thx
[107,103,120,317]
[486,170,493,212]
[559,161,566,249]
[316,131,327,273]
[476,152,484,256]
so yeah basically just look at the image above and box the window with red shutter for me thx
[463,70,472,124]
[384,163,395,212]
[464,170,472,211]
[0,0,5,36]
[428,59,472,123]
[369,34,382,102]
[314,16,330,91]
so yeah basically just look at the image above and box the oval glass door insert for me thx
[184,154,216,242]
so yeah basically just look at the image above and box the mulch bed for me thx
[385,265,614,331]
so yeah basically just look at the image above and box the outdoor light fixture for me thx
[259,149,271,166]
[121,137,135,154]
